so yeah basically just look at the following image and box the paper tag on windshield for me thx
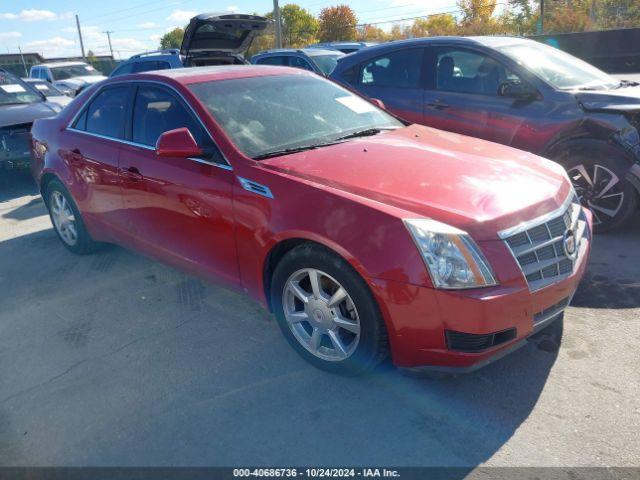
[1,84,26,93]
[336,96,377,114]
[34,84,48,90]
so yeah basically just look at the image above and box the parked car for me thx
[29,61,106,97]
[308,41,378,54]
[23,78,73,109]
[0,71,59,171]
[31,66,592,375]
[251,48,345,76]
[111,14,267,77]
[330,36,640,232]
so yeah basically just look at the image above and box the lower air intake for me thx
[446,328,517,353]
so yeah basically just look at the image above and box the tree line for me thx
[160,0,640,56]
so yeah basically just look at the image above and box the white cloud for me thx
[0,9,72,22]
[226,5,238,12]
[137,22,158,29]
[166,10,196,23]
[0,31,22,40]
[25,36,75,55]
[149,34,162,42]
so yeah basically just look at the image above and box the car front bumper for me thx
[370,209,593,371]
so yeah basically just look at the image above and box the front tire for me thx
[270,244,389,375]
[45,179,101,254]
[558,146,638,232]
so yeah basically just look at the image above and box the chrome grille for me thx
[500,195,589,292]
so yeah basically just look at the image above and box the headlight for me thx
[404,218,497,289]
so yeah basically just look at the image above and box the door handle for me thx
[121,166,143,182]
[426,100,450,110]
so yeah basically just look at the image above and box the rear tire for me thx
[555,144,637,233]
[270,244,389,375]
[45,179,101,255]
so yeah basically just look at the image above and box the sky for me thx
[0,0,464,59]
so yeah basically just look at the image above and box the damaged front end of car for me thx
[0,123,33,170]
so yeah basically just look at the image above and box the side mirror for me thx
[498,81,537,99]
[155,128,203,158]
[370,98,386,110]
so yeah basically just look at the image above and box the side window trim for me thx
[66,80,231,168]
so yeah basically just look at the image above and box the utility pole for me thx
[539,0,544,35]
[272,0,282,49]
[75,14,86,60]
[589,0,597,25]
[18,45,28,76]
[104,30,114,58]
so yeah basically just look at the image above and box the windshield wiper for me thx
[253,143,327,160]
[332,127,395,142]
[615,80,640,89]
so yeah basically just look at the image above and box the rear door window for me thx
[359,48,424,88]
[80,86,130,139]
[256,56,288,66]
[289,56,314,71]
[111,62,135,77]
[132,61,172,74]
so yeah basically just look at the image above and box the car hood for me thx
[56,75,106,88]
[575,84,640,113]
[0,101,56,128]
[261,125,571,240]
[181,13,268,56]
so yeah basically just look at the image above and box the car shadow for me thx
[572,212,640,309]
[0,229,560,470]
[0,170,38,203]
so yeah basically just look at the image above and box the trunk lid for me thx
[180,13,268,57]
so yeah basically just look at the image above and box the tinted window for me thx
[435,48,521,96]
[84,87,129,138]
[132,86,203,147]
[256,56,288,66]
[360,49,423,88]
[111,62,135,77]
[132,61,171,74]
[289,56,314,71]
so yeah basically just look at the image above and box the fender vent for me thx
[238,177,273,198]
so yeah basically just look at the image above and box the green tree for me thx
[280,4,319,47]
[457,0,499,34]
[318,5,358,42]
[356,24,388,42]
[410,13,457,37]
[159,27,184,50]
[498,0,540,35]
[544,0,592,33]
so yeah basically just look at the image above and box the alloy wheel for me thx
[50,191,78,246]
[567,163,625,227]
[282,268,361,362]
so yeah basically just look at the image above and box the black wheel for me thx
[558,145,638,232]
[45,179,101,254]
[270,244,389,375]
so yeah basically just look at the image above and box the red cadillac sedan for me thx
[30,66,592,375]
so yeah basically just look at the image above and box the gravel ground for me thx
[0,172,638,468]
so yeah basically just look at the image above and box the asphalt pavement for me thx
[0,171,638,468]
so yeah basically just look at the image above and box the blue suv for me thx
[111,13,267,77]
[251,48,344,76]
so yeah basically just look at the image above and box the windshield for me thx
[497,41,619,90]
[189,74,401,158]
[51,64,100,80]
[0,72,42,105]
[311,54,343,75]
[28,80,64,97]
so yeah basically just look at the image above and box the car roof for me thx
[254,48,341,57]
[347,35,529,54]
[117,65,312,85]
[35,61,89,68]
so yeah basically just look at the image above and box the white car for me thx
[23,78,73,110]
[29,61,106,97]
